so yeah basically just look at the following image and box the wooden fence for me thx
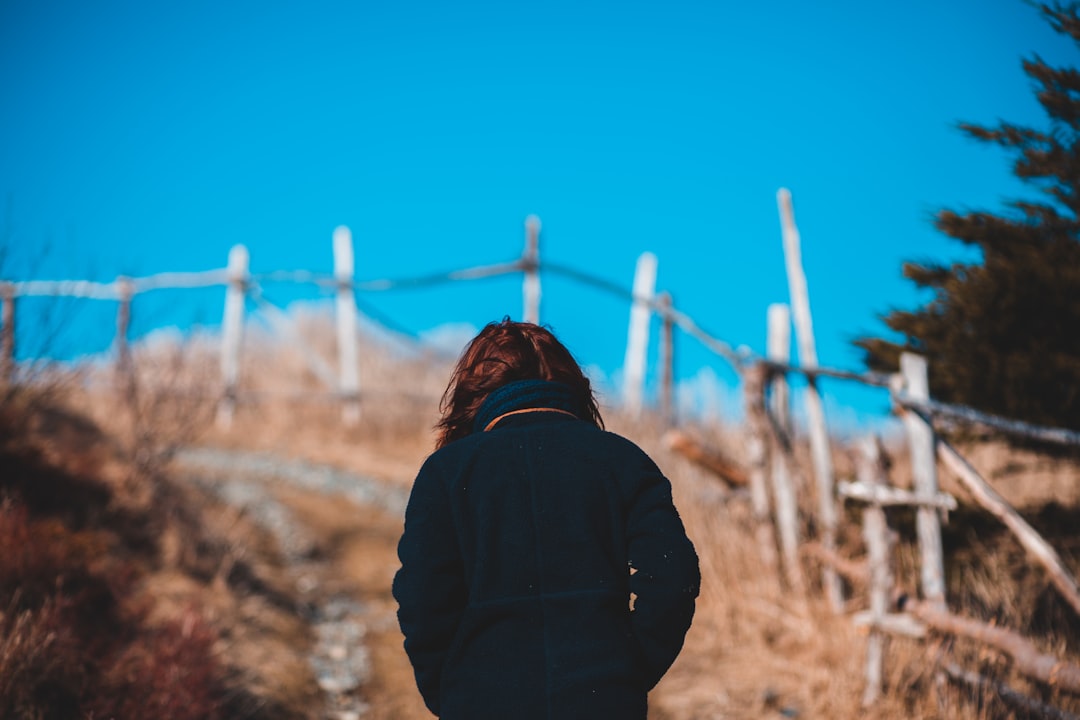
[0,212,732,428]
[667,191,1080,716]
[4,193,1080,715]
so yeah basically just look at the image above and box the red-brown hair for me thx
[435,319,603,449]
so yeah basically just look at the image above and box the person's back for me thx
[393,321,699,720]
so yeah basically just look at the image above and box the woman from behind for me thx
[393,319,699,720]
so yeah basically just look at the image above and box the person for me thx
[393,319,700,720]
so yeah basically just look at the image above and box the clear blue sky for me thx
[1,0,1074,425]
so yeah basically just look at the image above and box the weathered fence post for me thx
[522,215,541,325]
[115,276,135,390]
[217,244,249,428]
[657,291,675,427]
[767,303,804,594]
[333,226,360,427]
[1,283,14,383]
[858,435,893,707]
[744,362,780,585]
[623,252,657,417]
[778,187,842,612]
[900,352,946,611]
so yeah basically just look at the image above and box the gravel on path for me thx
[174,446,411,720]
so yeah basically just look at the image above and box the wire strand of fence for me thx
[896,394,1080,448]
[251,269,336,287]
[352,259,525,291]
[4,264,880,389]
[350,295,460,361]
[253,259,526,291]
[760,358,894,388]
[8,253,1080,450]
[542,261,746,369]
[84,380,439,405]
[248,283,340,390]
[3,259,526,300]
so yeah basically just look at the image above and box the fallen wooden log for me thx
[936,437,1080,620]
[942,661,1080,720]
[801,541,869,584]
[664,429,748,487]
[906,599,1080,694]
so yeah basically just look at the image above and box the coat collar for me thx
[472,379,582,434]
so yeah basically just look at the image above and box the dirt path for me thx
[175,447,429,719]
[173,445,776,719]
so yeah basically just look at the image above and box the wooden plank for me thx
[333,226,360,426]
[12,279,123,299]
[13,270,227,298]
[936,437,1080,619]
[522,215,541,324]
[622,252,657,417]
[901,352,946,611]
[838,480,957,510]
[217,244,249,428]
[852,611,926,638]
[777,187,842,612]
[767,303,803,594]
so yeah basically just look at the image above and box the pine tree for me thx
[856,3,1080,432]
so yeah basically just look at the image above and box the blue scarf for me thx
[472,379,583,434]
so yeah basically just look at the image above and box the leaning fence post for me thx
[623,252,657,417]
[522,215,541,325]
[767,303,804,594]
[858,435,893,707]
[900,352,946,611]
[778,187,842,612]
[1,283,14,383]
[333,226,360,427]
[217,245,249,428]
[744,362,780,585]
[657,291,675,427]
[935,437,1080,618]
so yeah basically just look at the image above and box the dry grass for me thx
[26,313,1080,719]
[0,380,320,719]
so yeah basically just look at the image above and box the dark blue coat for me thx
[393,380,700,719]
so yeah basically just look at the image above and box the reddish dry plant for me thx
[90,609,224,720]
[0,495,226,720]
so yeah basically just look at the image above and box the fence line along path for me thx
[7,198,1080,718]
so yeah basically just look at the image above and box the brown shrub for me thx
[0,381,230,720]
[90,608,224,720]
[0,596,85,720]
